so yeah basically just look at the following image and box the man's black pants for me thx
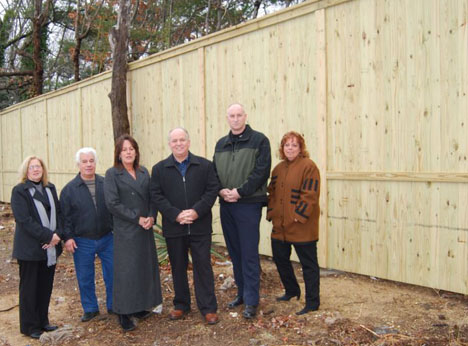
[166,234,217,315]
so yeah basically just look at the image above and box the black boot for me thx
[132,310,152,320]
[227,296,244,309]
[119,314,136,332]
[242,305,257,319]
[276,292,300,301]
[296,305,319,315]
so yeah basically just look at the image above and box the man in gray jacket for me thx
[60,148,113,322]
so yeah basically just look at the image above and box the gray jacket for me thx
[104,166,162,314]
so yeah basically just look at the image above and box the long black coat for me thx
[104,166,162,314]
[150,153,219,238]
[11,180,63,261]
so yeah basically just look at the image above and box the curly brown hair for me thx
[279,131,310,160]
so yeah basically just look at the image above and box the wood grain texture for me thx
[0,0,467,294]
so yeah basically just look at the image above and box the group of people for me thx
[10,103,321,339]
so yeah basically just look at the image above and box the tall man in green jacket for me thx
[213,103,271,319]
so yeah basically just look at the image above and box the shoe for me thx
[276,292,300,301]
[296,306,319,315]
[242,305,257,319]
[119,314,136,332]
[81,311,99,322]
[204,313,219,325]
[29,331,43,339]
[227,296,244,309]
[132,310,152,320]
[169,309,189,320]
[42,324,58,332]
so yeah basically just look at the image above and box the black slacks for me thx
[271,238,320,309]
[166,234,217,315]
[18,260,56,335]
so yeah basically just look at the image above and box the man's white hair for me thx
[75,147,97,164]
[168,127,190,142]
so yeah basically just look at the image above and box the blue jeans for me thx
[220,202,262,306]
[73,232,113,313]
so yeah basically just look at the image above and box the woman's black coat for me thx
[11,180,64,261]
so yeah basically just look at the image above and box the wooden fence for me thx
[1,0,467,294]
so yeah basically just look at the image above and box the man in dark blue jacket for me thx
[60,148,113,322]
[150,128,219,325]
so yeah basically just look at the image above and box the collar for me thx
[24,179,47,189]
[285,155,304,166]
[115,166,144,175]
[164,152,200,167]
[72,173,101,186]
[172,152,190,165]
[225,124,253,145]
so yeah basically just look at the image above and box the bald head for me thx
[226,103,247,135]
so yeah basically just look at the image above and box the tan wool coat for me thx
[267,156,320,243]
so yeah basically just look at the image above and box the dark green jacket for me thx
[213,125,271,204]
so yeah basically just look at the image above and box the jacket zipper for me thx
[231,141,236,162]
[182,175,190,235]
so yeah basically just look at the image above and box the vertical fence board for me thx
[47,91,82,175]
[21,102,48,164]
[1,110,22,201]
[81,80,114,174]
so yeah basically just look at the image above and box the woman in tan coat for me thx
[267,131,320,315]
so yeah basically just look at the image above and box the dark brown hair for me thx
[279,131,310,160]
[113,134,140,169]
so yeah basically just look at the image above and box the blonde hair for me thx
[18,156,49,186]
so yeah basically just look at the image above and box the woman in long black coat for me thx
[11,156,64,339]
[104,135,162,332]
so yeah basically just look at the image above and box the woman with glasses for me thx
[11,156,64,339]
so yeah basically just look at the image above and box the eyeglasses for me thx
[28,165,42,171]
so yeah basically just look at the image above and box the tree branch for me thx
[253,0,262,18]
[0,70,34,77]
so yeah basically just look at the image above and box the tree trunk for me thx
[73,0,82,82]
[32,0,44,96]
[205,0,211,34]
[253,1,262,18]
[108,0,131,141]
[72,37,81,81]
[216,0,222,31]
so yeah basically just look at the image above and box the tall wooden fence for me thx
[1,0,467,294]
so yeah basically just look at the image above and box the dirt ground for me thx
[0,202,467,346]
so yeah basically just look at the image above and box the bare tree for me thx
[72,0,104,81]
[108,0,131,141]
[31,0,52,96]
